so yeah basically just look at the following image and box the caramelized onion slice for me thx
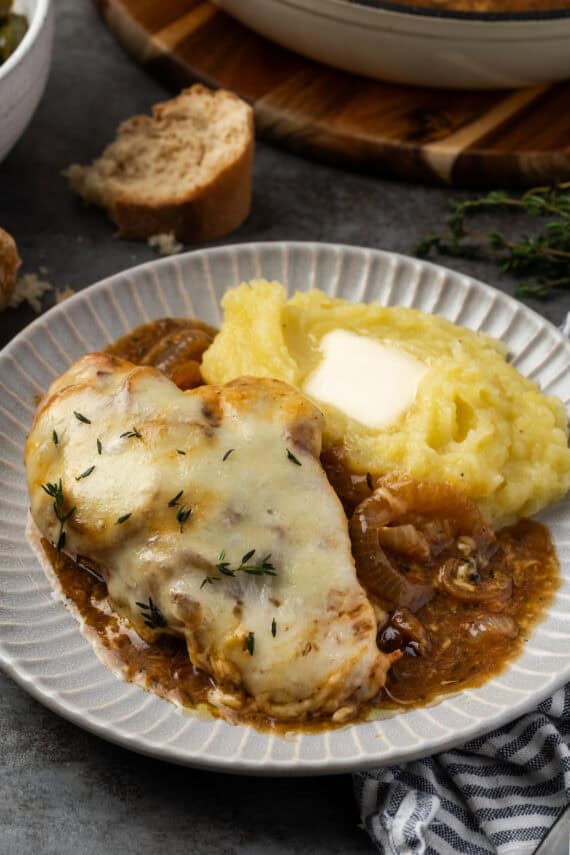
[465,615,518,640]
[377,524,431,561]
[170,360,204,390]
[377,472,496,554]
[143,326,215,374]
[106,318,192,363]
[350,496,434,612]
[437,558,512,610]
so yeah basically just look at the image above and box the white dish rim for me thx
[270,0,570,34]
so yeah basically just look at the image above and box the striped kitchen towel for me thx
[354,685,570,854]
[354,313,570,855]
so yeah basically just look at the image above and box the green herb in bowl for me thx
[0,0,28,65]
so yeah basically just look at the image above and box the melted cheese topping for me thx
[303,329,427,429]
[25,355,392,720]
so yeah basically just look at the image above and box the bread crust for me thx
[68,85,254,244]
[111,128,254,242]
[0,227,21,310]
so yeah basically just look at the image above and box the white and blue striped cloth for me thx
[354,313,570,855]
[355,686,570,854]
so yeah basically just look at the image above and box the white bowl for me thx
[0,0,54,162]
[214,0,570,89]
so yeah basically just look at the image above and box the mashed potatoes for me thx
[201,281,570,527]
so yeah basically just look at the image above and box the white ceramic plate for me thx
[214,0,570,89]
[1,242,569,776]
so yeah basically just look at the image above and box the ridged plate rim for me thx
[1,240,569,776]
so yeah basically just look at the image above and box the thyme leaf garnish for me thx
[176,506,191,528]
[74,411,91,424]
[416,183,570,300]
[52,430,59,446]
[176,449,186,455]
[222,449,234,462]
[271,617,277,637]
[241,557,276,576]
[135,597,167,629]
[216,549,234,577]
[42,478,75,552]
[116,512,132,525]
[168,490,184,507]
[97,438,102,455]
[42,479,64,504]
[120,427,142,439]
[200,575,219,590]
[76,465,95,481]
[244,631,255,656]
[286,448,302,466]
[213,549,276,580]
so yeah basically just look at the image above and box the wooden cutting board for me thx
[93,0,570,187]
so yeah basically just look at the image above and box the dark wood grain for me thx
[93,0,570,187]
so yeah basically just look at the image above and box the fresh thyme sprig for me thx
[41,478,75,551]
[41,479,64,503]
[416,183,570,299]
[52,430,59,446]
[135,596,167,629]
[216,548,276,578]
[115,512,132,525]
[97,438,102,455]
[200,549,277,590]
[74,411,91,424]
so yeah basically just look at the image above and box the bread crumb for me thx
[148,232,184,256]
[10,273,53,313]
[55,287,75,304]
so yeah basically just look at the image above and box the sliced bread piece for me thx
[0,227,21,309]
[66,85,254,243]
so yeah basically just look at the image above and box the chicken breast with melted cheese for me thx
[25,354,392,721]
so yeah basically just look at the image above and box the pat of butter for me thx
[303,329,427,429]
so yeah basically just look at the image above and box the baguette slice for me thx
[66,85,254,243]
[0,227,21,310]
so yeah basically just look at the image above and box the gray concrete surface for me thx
[2,2,570,854]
